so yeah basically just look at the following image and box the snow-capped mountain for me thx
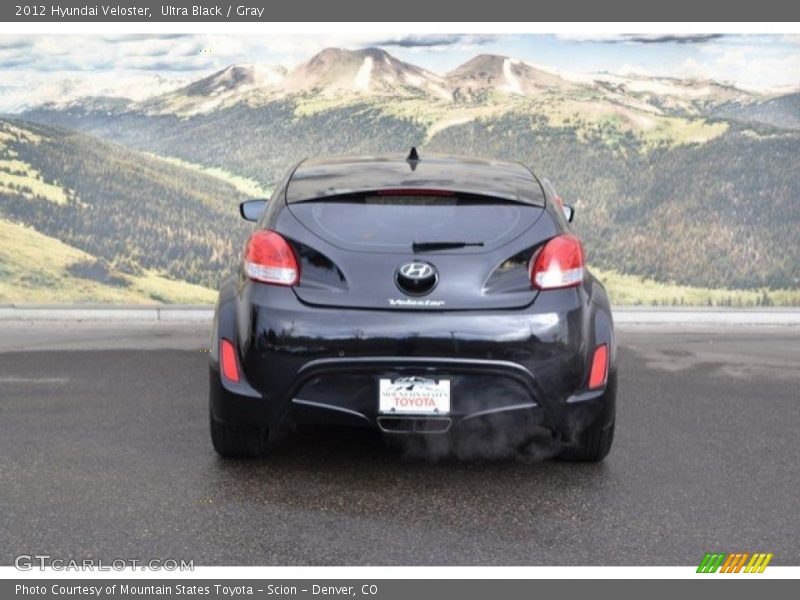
[4,47,769,119]
[284,47,451,100]
[139,64,288,115]
[133,48,453,116]
[446,54,575,99]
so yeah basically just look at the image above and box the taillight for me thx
[220,338,240,383]
[588,344,608,389]
[530,233,584,290]
[243,230,299,286]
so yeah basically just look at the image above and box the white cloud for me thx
[559,36,800,91]
[1,33,799,99]
[0,71,191,112]
[696,41,800,90]
[671,58,709,80]
[554,34,628,43]
[554,34,725,44]
[615,63,650,77]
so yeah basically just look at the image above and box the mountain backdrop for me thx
[2,47,799,304]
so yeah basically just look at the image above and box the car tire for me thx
[559,421,614,462]
[210,412,269,458]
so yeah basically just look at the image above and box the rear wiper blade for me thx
[412,241,485,252]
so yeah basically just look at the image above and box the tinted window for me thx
[297,195,534,250]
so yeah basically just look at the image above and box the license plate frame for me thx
[378,376,451,415]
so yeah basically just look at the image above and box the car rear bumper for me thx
[209,276,616,441]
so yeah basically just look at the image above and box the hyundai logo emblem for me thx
[395,261,438,296]
[399,262,435,280]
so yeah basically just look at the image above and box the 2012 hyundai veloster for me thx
[209,150,616,461]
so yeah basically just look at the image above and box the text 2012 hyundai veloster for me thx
[209,150,616,461]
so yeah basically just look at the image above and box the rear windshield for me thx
[291,193,537,250]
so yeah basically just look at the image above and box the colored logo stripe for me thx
[745,553,773,573]
[697,552,773,573]
[697,553,726,573]
[719,553,749,573]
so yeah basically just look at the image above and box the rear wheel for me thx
[210,412,269,458]
[559,421,615,462]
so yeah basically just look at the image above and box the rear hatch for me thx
[284,192,551,311]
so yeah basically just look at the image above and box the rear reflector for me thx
[588,344,608,389]
[530,233,585,289]
[243,230,300,286]
[220,338,240,383]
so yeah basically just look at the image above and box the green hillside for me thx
[426,115,800,290]
[6,48,798,304]
[25,101,428,188]
[0,118,251,298]
[24,97,800,293]
[717,93,800,131]
[0,217,214,303]
[592,267,800,307]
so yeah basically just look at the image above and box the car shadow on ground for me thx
[206,424,610,485]
[199,425,617,543]
[244,423,568,465]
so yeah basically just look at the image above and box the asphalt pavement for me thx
[0,324,798,565]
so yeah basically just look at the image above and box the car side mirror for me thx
[239,199,268,222]
[562,204,575,223]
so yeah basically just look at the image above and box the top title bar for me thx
[3,0,800,22]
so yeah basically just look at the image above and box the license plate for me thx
[379,376,451,415]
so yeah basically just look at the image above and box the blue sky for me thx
[2,33,799,93]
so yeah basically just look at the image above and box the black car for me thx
[209,150,616,461]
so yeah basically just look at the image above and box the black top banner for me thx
[3,0,800,22]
